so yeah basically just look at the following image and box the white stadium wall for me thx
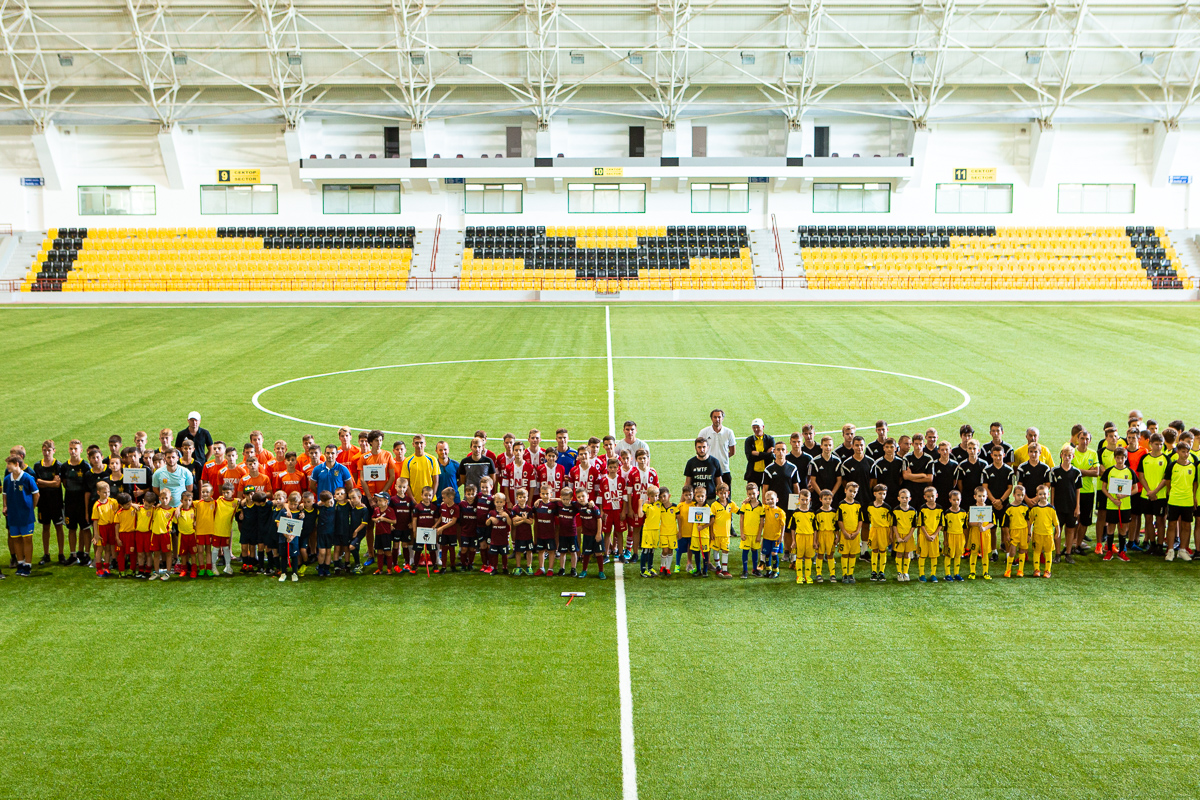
[2,118,1199,231]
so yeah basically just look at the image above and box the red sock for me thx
[116,550,125,571]
[501,553,509,570]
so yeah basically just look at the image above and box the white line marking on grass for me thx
[606,306,616,439]
[614,559,638,800]
[250,355,970,441]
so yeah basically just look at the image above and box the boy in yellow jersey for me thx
[942,490,968,581]
[1163,443,1198,561]
[638,485,662,577]
[814,490,839,582]
[791,489,817,584]
[113,492,136,577]
[760,490,786,578]
[1003,485,1030,577]
[738,482,763,578]
[675,486,695,574]
[1028,486,1060,578]
[837,482,864,583]
[89,481,119,577]
[134,492,155,579]
[176,490,198,579]
[1136,433,1170,555]
[193,483,217,576]
[917,487,943,582]
[865,483,892,582]
[709,484,737,578]
[892,488,917,581]
[689,485,713,577]
[1099,447,1135,562]
[657,488,678,576]
[213,483,239,575]
[150,490,174,580]
[966,485,995,580]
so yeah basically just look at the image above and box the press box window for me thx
[691,183,749,213]
[323,184,401,214]
[1057,184,1135,214]
[813,183,890,213]
[78,185,156,216]
[200,184,278,215]
[935,183,1014,214]
[567,183,646,213]
[464,184,523,214]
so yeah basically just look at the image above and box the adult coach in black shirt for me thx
[175,412,214,463]
[457,437,498,490]
[684,437,724,499]
[742,420,775,483]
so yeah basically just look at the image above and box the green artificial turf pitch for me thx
[1,302,1199,800]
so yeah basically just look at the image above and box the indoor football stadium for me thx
[1,3,1199,800]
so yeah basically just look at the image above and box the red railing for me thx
[770,213,785,289]
[429,213,442,274]
[0,223,13,236]
[0,278,23,291]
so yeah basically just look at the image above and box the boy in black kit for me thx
[390,478,415,574]
[457,484,480,571]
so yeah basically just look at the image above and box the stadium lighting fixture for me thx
[173,53,188,66]
[570,51,585,64]
[627,51,643,66]
[911,50,926,65]
[58,54,73,67]
[287,52,302,66]
[788,52,804,66]
[740,52,755,66]
[410,53,425,66]
[1140,51,1155,66]
[1025,51,1040,65]
[458,51,472,65]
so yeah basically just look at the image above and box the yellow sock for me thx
[918,557,926,577]
[1018,553,1026,571]
[805,559,812,582]
[953,555,961,575]
[846,554,854,577]
[969,553,977,574]
[1005,554,1014,571]
[981,557,989,576]
[943,555,951,575]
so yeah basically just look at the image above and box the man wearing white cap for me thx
[175,411,214,463]
[743,419,775,483]
[698,409,736,489]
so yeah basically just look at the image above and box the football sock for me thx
[1005,554,1014,571]
[1018,553,1026,571]
[804,559,812,582]
[501,554,509,571]
[741,550,749,571]
[953,555,961,575]
[918,557,926,577]
[1118,535,1127,552]
[969,553,977,574]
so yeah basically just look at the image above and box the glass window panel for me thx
[324,185,349,214]
[594,185,620,213]
[691,186,710,213]
[79,187,106,216]
[225,186,253,215]
[199,186,225,215]
[836,187,862,213]
[568,186,593,213]
[1081,184,1108,213]
[375,184,401,213]
[984,185,1012,213]
[1108,184,1135,213]
[863,186,889,213]
[959,184,987,214]
[813,184,838,213]
[619,185,645,212]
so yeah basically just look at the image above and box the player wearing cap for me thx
[175,412,214,463]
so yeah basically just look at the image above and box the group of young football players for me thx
[3,411,1197,584]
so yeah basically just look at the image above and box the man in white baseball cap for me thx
[174,411,214,462]
[743,418,775,483]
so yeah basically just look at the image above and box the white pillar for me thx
[31,122,63,191]
[1028,119,1056,188]
[1151,120,1182,188]
[158,124,187,190]
[785,118,808,158]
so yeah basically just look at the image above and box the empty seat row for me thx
[218,226,416,238]
[798,225,996,238]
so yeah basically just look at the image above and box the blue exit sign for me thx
[1169,175,1190,185]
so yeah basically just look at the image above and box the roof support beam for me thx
[31,119,62,190]
[1151,119,1181,187]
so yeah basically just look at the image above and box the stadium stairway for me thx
[1166,229,1200,284]
[749,226,805,286]
[1,231,49,281]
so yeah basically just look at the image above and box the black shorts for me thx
[37,497,64,526]
[1054,505,1078,529]
[1143,498,1167,518]
[374,534,393,552]
[489,543,509,555]
[535,538,555,552]
[581,533,603,554]
[1078,492,1095,526]
[1167,505,1194,523]
[458,535,476,548]
[63,494,89,529]
[395,531,412,543]
[438,534,457,547]
[1128,494,1143,514]
[317,532,337,550]
[514,540,533,552]
[557,536,578,553]
[239,528,258,547]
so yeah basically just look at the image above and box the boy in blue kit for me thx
[3,455,40,577]
[315,490,336,576]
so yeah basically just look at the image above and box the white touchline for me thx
[250,356,971,441]
[608,306,639,800]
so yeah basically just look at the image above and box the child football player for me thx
[967,486,995,580]
[917,487,943,582]
[837,482,863,583]
[656,488,677,577]
[738,482,762,578]
[865,483,892,582]
[1003,486,1030,578]
[791,489,817,584]
[814,490,839,582]
[1028,486,1060,578]
[892,489,917,581]
[942,490,967,581]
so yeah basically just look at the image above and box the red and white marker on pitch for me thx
[561,591,586,605]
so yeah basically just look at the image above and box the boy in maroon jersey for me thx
[553,485,580,576]
[625,449,659,565]
[475,476,497,571]
[371,493,396,574]
[482,492,512,575]
[457,483,480,571]
[435,487,460,573]
[597,458,627,560]
[411,485,439,572]
[532,484,558,576]
[575,487,605,579]
[389,477,414,574]
[510,488,535,575]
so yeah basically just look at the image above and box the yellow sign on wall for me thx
[217,169,262,184]
[953,168,996,182]
[593,167,624,176]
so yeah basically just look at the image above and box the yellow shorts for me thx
[739,535,757,551]
[1032,533,1055,553]
[817,530,837,556]
[660,532,677,550]
[893,537,915,554]
[689,533,710,553]
[868,526,890,550]
[946,533,965,555]
[1008,528,1030,550]
[794,535,816,559]
[712,535,730,553]
[640,528,659,550]
[969,528,991,552]
[840,534,861,556]
[918,536,941,559]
